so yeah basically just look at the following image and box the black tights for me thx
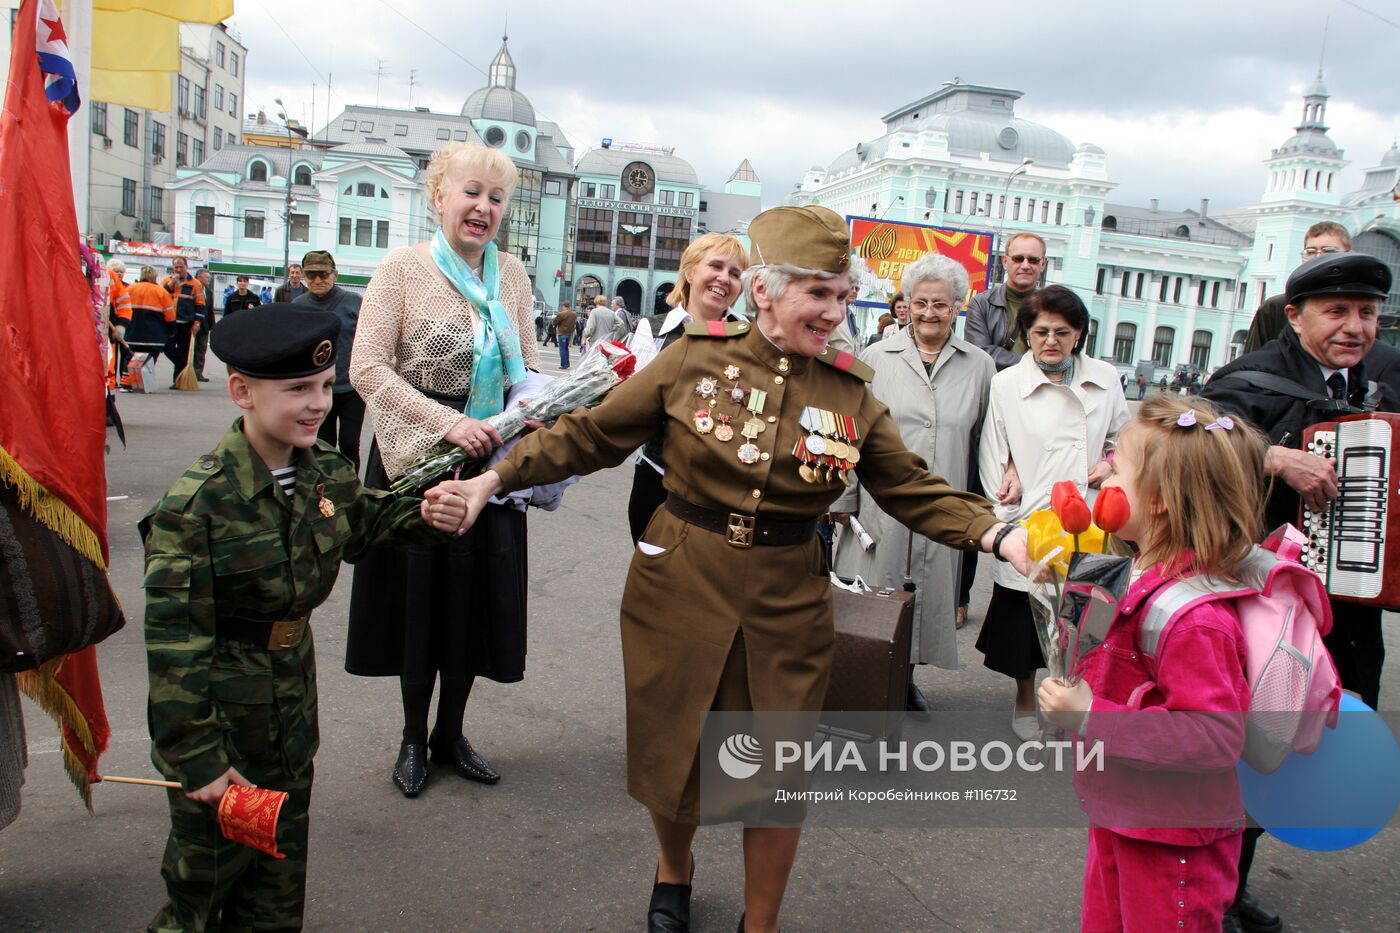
[400,675,474,745]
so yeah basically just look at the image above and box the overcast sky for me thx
[233,0,1400,211]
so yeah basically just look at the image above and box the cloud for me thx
[230,0,1400,209]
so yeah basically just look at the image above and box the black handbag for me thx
[0,483,125,673]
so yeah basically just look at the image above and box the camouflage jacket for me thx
[141,420,438,790]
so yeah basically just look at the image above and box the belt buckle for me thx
[726,513,755,549]
[267,617,306,650]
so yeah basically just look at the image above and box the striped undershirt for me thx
[270,466,297,498]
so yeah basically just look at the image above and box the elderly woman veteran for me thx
[627,232,748,542]
[345,141,539,797]
[441,206,1032,933]
[977,284,1128,740]
[831,253,995,714]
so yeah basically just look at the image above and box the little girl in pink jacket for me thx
[1039,397,1271,932]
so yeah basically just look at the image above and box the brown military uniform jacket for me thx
[493,321,998,821]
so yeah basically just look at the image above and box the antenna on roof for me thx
[408,69,419,108]
[375,60,390,108]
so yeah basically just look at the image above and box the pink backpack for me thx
[1138,525,1342,774]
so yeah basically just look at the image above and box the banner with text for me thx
[847,216,994,311]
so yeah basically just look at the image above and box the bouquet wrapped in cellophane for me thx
[390,340,637,495]
[1023,482,1134,686]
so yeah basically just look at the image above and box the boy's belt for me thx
[217,615,309,650]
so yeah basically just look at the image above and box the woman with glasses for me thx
[831,254,995,714]
[977,284,1129,740]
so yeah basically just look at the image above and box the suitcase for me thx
[822,582,914,741]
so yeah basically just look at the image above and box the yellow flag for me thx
[91,68,172,111]
[91,10,180,72]
[93,0,234,20]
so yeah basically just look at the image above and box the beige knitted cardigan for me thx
[350,244,540,479]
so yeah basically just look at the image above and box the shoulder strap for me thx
[1211,370,1322,403]
[683,319,751,338]
[1139,574,1243,656]
[816,346,875,382]
[1364,380,1382,412]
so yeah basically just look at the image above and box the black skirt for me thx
[344,438,528,683]
[974,583,1045,680]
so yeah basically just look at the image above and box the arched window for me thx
[343,185,352,196]
[1175,225,1191,239]
[1152,326,1175,368]
[1113,323,1137,365]
[248,159,268,182]
[1101,215,1118,231]
[380,187,389,199]
[1085,318,1099,358]
[1190,330,1213,371]
[1303,169,1311,189]
[293,164,312,186]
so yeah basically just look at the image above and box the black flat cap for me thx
[1287,252,1392,304]
[211,304,341,379]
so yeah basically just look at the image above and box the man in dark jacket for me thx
[1202,252,1395,933]
[963,231,1045,370]
[224,275,261,316]
[293,251,365,471]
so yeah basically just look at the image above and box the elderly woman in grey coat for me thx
[831,253,996,713]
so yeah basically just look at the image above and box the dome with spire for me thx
[461,35,536,127]
[1382,141,1400,167]
[1272,70,1342,160]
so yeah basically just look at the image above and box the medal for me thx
[695,377,719,401]
[799,464,817,483]
[804,433,827,456]
[729,385,748,405]
[693,409,714,434]
[315,484,335,518]
[714,414,734,442]
[738,442,760,464]
[723,364,741,381]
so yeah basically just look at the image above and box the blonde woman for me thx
[346,142,539,797]
[626,232,748,542]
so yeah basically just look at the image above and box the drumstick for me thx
[97,774,181,789]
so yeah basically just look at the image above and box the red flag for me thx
[2,0,114,807]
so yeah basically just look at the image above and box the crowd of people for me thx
[82,137,1396,932]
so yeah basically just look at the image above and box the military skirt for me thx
[624,506,834,824]
[345,437,528,684]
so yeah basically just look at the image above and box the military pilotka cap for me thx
[211,305,341,379]
[1286,252,1391,304]
[301,250,336,273]
[747,206,851,274]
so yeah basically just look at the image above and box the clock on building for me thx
[622,161,655,196]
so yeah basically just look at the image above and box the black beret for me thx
[210,304,341,379]
[1286,252,1391,305]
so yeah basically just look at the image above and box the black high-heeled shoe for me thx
[392,740,428,797]
[428,732,500,784]
[647,855,695,933]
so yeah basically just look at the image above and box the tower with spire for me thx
[1244,70,1352,305]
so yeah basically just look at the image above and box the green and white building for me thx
[793,77,1400,372]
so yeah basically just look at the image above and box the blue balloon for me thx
[1237,693,1400,851]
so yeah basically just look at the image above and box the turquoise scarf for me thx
[430,229,527,418]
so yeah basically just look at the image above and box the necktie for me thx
[1326,373,1347,401]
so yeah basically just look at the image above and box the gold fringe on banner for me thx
[16,658,100,809]
[0,443,107,571]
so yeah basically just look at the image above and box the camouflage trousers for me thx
[148,767,313,933]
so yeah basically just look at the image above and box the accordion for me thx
[1299,412,1399,610]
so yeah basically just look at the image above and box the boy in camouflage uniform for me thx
[141,305,467,931]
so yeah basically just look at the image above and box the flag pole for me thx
[60,0,92,232]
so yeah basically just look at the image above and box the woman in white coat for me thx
[976,284,1129,740]
[831,253,996,713]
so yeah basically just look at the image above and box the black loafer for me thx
[429,733,501,785]
[1232,889,1282,933]
[393,741,428,797]
[906,682,932,719]
[647,857,695,933]
[1221,911,1244,933]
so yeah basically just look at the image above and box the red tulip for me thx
[1051,481,1093,535]
[1093,486,1131,535]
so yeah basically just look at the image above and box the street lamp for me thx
[275,97,294,294]
[995,157,1033,247]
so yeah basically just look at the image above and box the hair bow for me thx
[1175,409,1233,431]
